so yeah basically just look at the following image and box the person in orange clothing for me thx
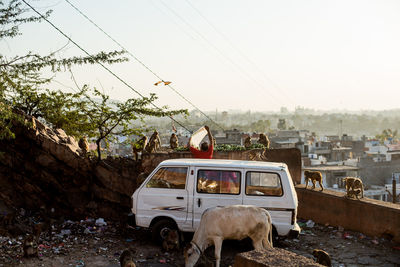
[189,125,214,159]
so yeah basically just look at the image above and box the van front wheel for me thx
[151,219,177,244]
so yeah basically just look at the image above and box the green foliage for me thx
[375,129,398,144]
[80,87,187,158]
[174,146,189,152]
[174,143,265,152]
[0,0,127,143]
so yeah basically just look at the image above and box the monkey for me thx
[32,222,46,243]
[132,136,148,161]
[119,249,136,267]
[78,136,89,156]
[312,249,332,267]
[257,133,270,149]
[23,234,38,257]
[170,133,179,149]
[342,177,364,199]
[162,229,180,252]
[304,170,324,191]
[145,131,161,153]
[244,136,252,149]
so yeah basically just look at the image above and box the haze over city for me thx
[2,0,400,112]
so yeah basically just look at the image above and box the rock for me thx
[357,256,382,265]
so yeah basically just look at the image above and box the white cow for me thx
[184,205,273,267]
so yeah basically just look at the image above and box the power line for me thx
[157,0,285,106]
[184,0,296,107]
[63,0,225,131]
[21,0,192,134]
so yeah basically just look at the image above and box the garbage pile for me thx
[283,219,400,266]
[0,207,123,266]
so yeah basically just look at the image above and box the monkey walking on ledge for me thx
[343,177,364,199]
[304,170,324,191]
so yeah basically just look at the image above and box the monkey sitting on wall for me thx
[304,170,324,191]
[170,133,179,149]
[312,249,332,267]
[119,249,136,267]
[132,136,147,161]
[342,177,364,199]
[257,133,270,149]
[78,136,89,156]
[244,136,252,149]
[145,131,161,153]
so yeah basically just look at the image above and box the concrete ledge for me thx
[234,249,322,267]
[296,185,400,241]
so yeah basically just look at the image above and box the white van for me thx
[131,159,300,242]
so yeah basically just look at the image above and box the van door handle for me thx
[176,196,184,200]
[197,198,201,207]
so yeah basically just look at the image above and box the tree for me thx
[376,129,398,144]
[78,87,187,159]
[0,0,127,140]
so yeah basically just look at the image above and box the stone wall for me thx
[296,185,400,242]
[0,117,140,220]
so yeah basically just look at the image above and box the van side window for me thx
[146,167,188,189]
[246,171,283,196]
[197,170,240,194]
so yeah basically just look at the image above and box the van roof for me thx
[159,158,287,171]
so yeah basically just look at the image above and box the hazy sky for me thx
[3,0,400,112]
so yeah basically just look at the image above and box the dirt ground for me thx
[0,217,399,267]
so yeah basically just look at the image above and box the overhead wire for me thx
[158,0,286,106]
[184,0,297,107]
[21,0,192,134]
[63,0,225,131]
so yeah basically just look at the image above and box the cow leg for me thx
[311,180,316,190]
[305,179,308,189]
[213,237,223,267]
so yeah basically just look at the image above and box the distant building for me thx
[215,129,242,145]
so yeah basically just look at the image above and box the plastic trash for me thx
[306,220,315,228]
[75,260,85,267]
[95,218,107,226]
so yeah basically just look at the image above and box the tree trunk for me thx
[96,139,101,161]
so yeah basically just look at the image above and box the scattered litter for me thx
[338,226,344,232]
[371,239,379,245]
[125,238,133,242]
[95,218,107,226]
[159,259,166,263]
[343,233,353,239]
[75,260,85,267]
[306,220,315,228]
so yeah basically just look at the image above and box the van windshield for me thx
[146,167,188,189]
